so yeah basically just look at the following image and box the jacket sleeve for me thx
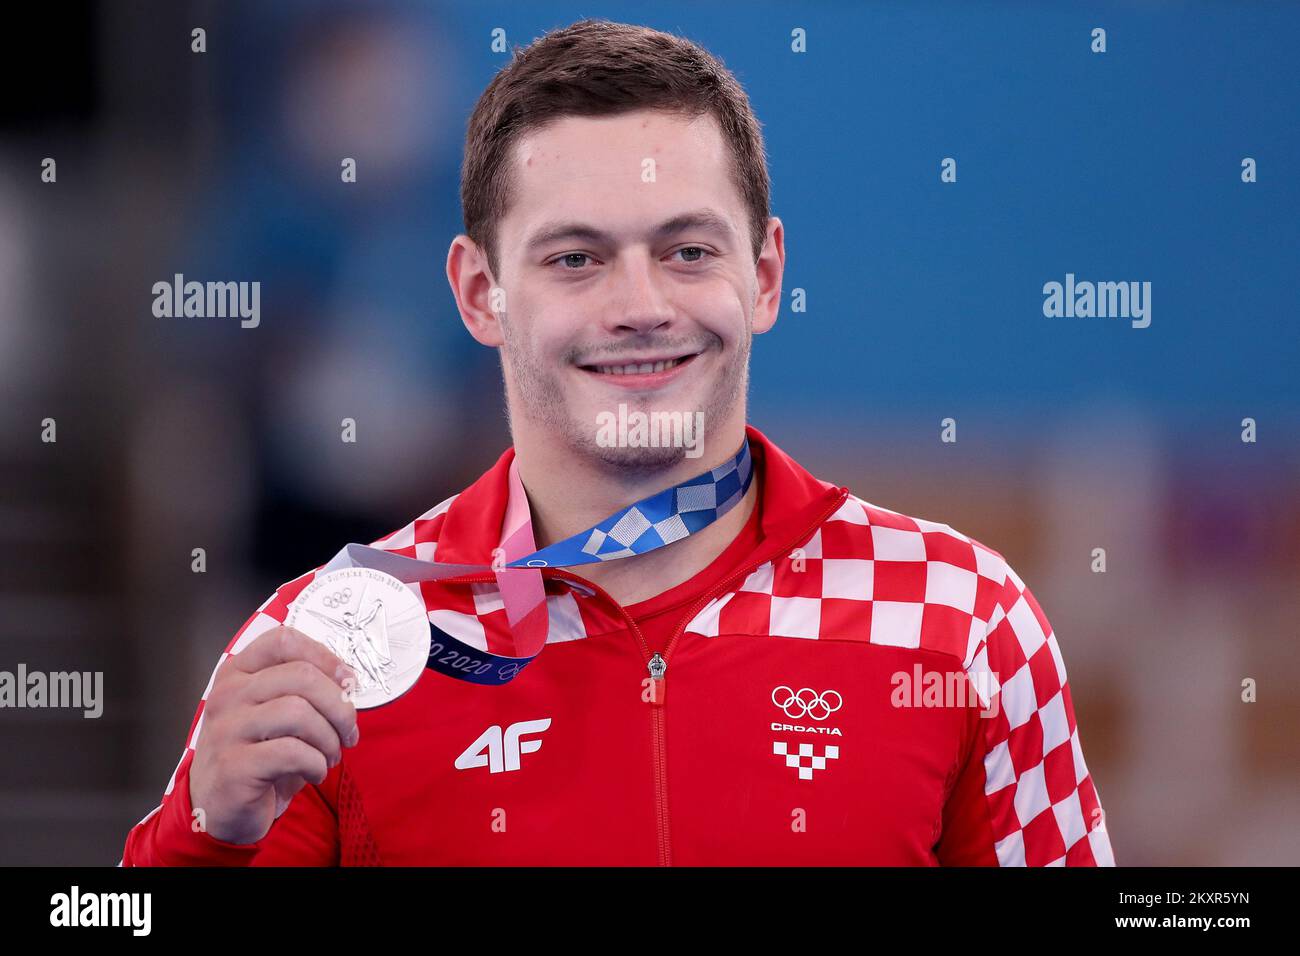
[120,573,341,866]
[935,558,1115,866]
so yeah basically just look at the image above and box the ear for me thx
[446,235,505,347]
[751,216,785,335]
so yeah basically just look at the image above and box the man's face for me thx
[487,108,773,471]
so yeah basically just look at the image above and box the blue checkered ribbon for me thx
[505,437,754,569]
[321,437,755,686]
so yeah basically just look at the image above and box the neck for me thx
[511,420,755,606]
[514,423,749,549]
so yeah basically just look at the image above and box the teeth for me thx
[592,357,685,375]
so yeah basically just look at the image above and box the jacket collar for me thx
[433,424,847,569]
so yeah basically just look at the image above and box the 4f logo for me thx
[455,719,551,773]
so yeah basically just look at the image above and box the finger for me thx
[242,696,344,767]
[244,737,331,788]
[273,774,308,818]
[232,625,356,688]
[240,660,359,747]
[211,644,258,695]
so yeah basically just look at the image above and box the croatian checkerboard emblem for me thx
[773,741,840,780]
[770,686,844,779]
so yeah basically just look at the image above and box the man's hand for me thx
[189,626,360,845]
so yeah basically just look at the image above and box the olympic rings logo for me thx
[498,662,524,681]
[322,588,353,609]
[771,686,842,721]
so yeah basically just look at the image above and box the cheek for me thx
[703,276,749,318]
[528,304,593,360]
[509,319,574,378]
[698,296,748,350]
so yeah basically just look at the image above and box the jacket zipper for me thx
[427,571,672,862]
[432,487,850,866]
[640,487,850,866]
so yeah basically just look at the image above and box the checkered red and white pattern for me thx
[127,484,1114,868]
[773,741,841,780]
[686,494,1114,867]
[124,493,462,841]
[126,486,630,849]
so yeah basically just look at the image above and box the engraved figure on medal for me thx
[285,568,432,708]
[304,599,392,694]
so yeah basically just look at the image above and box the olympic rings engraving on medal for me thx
[771,686,843,721]
[322,588,352,609]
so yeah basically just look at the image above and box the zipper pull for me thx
[645,652,667,706]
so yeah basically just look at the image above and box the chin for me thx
[586,439,692,473]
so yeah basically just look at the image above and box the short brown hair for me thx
[460,19,771,279]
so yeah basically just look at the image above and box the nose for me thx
[604,247,675,335]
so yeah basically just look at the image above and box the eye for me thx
[550,252,597,270]
[670,246,711,264]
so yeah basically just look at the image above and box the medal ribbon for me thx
[319,437,754,685]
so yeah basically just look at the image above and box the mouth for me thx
[576,351,701,387]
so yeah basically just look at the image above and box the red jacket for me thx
[121,425,1114,866]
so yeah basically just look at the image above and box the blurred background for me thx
[0,0,1296,865]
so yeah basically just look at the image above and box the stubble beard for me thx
[499,316,750,478]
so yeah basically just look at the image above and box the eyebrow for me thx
[523,209,736,253]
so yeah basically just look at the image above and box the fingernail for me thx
[347,726,360,747]
[335,665,355,685]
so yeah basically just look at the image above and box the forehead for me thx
[504,109,742,241]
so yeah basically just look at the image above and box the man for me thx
[121,19,1114,866]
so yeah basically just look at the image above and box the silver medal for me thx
[285,568,431,709]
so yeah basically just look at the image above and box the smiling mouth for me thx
[578,353,700,376]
